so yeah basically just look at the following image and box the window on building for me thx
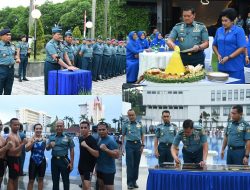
[200,106,205,109]
[234,90,238,101]
[147,91,151,94]
[246,89,250,99]
[169,106,173,109]
[211,90,215,101]
[152,91,156,94]
[223,106,231,116]
[178,91,183,94]
[157,91,160,94]
[174,106,178,109]
[153,105,157,109]
[211,106,220,116]
[159,106,162,109]
[222,90,227,101]
[217,90,221,101]
[148,106,152,109]
[247,106,250,116]
[179,106,183,109]
[240,89,244,101]
[173,91,177,94]
[228,90,232,101]
[168,91,172,94]
[163,106,168,109]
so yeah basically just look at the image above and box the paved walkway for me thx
[12,75,125,95]
[1,158,122,190]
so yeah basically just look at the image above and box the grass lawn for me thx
[29,53,46,62]
[211,53,218,72]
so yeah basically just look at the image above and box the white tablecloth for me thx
[138,51,173,77]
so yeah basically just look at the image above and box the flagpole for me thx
[83,10,86,38]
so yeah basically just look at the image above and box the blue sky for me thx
[0,95,122,126]
[0,0,66,10]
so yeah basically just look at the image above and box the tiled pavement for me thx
[1,158,122,190]
[11,75,125,95]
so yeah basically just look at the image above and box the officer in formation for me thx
[79,39,93,71]
[92,35,104,81]
[16,34,30,82]
[167,6,209,67]
[63,30,75,66]
[221,105,250,165]
[116,41,126,75]
[0,28,20,95]
[46,120,75,190]
[154,110,177,165]
[44,26,77,95]
[122,109,145,189]
[102,38,112,79]
[171,119,208,167]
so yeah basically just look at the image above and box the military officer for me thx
[171,119,208,167]
[79,39,93,71]
[110,39,117,78]
[122,109,145,189]
[221,105,250,165]
[46,120,75,190]
[102,39,112,79]
[0,28,20,95]
[16,34,30,82]
[63,30,74,66]
[92,35,104,81]
[154,110,177,165]
[44,26,77,95]
[167,6,209,67]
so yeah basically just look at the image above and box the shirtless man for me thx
[6,118,27,190]
[0,120,13,188]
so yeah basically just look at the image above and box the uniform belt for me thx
[127,140,141,144]
[0,64,14,68]
[228,146,245,150]
[46,61,58,65]
[159,142,172,147]
[103,55,111,57]
[53,155,68,159]
[180,51,203,56]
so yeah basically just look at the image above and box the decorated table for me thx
[147,164,250,190]
[48,69,92,95]
[139,51,173,77]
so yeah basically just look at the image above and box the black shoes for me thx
[23,78,29,81]
[134,183,139,188]
[19,78,22,82]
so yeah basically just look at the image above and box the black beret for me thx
[0,28,10,36]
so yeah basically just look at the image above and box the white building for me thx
[79,96,105,124]
[16,108,52,132]
[142,83,250,125]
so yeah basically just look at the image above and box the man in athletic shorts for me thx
[6,118,27,190]
[96,122,119,190]
[78,121,99,190]
[0,119,13,188]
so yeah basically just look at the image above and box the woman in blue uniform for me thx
[245,35,250,67]
[212,8,247,83]
[126,31,143,83]
[150,32,165,48]
[138,31,149,50]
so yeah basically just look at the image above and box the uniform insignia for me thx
[179,37,184,42]
[136,124,141,128]
[2,54,6,57]
[161,132,164,136]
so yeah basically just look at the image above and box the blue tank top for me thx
[31,140,46,165]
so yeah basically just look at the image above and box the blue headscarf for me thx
[126,31,143,60]
[138,31,149,50]
[150,32,165,47]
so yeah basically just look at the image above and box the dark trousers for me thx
[44,61,60,95]
[0,65,14,95]
[19,148,26,174]
[180,51,205,67]
[125,141,141,186]
[81,57,93,71]
[102,55,111,78]
[111,55,116,76]
[158,143,174,165]
[182,147,203,164]
[227,148,245,165]
[93,54,102,80]
[18,56,28,78]
[51,157,70,190]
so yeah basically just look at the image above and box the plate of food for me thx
[207,72,229,82]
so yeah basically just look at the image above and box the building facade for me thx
[142,84,250,126]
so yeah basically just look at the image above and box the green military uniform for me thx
[0,28,16,95]
[122,120,144,187]
[48,133,75,190]
[173,125,207,163]
[169,21,209,67]
[155,123,176,164]
[225,119,250,165]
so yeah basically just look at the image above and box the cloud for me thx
[0,111,15,123]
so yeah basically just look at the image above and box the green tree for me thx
[79,114,89,122]
[63,116,70,129]
[30,19,45,52]
[72,26,82,38]
[99,118,106,122]
[112,118,119,131]
[68,117,74,128]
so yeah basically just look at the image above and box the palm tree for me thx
[79,114,89,123]
[112,118,119,131]
[68,117,74,128]
[99,118,106,122]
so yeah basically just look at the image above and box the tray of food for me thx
[206,72,229,82]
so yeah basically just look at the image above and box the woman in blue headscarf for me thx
[138,31,149,50]
[150,32,165,47]
[126,31,143,83]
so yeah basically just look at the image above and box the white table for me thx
[138,51,173,77]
